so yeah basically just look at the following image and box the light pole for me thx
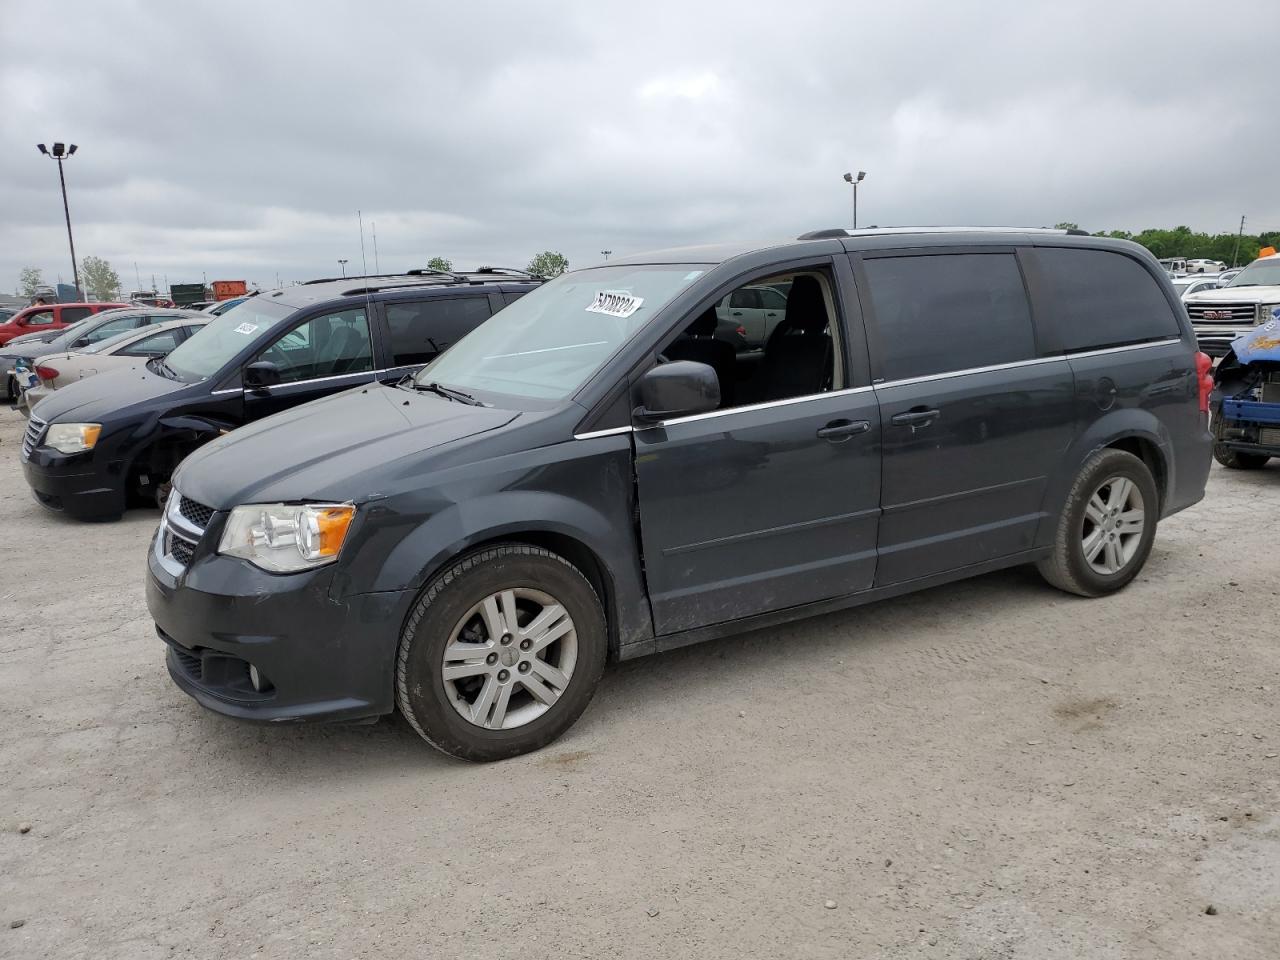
[338,259,349,277]
[842,170,866,229]
[601,250,612,261]
[37,142,82,300]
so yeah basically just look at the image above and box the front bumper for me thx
[1195,327,1254,358]
[21,441,128,520]
[1217,400,1280,457]
[146,526,407,723]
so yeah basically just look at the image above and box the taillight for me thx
[35,365,59,382]
[735,325,747,338]
[1194,352,1213,413]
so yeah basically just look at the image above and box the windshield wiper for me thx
[147,356,177,379]
[414,381,483,405]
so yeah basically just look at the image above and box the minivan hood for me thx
[1186,285,1280,304]
[29,363,185,423]
[175,383,519,509]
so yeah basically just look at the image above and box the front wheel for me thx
[1037,449,1159,598]
[396,544,607,761]
[1212,415,1269,469]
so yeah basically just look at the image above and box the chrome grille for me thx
[1186,302,1258,324]
[1260,427,1280,447]
[169,536,195,566]
[157,487,210,572]
[22,415,46,459]
[178,496,214,528]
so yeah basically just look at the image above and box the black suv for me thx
[146,228,1213,761]
[21,269,540,519]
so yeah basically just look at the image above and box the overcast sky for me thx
[1,0,1276,295]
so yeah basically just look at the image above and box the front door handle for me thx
[890,408,940,428]
[816,419,870,441]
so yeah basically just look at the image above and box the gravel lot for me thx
[1,404,1277,960]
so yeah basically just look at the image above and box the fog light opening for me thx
[248,664,274,693]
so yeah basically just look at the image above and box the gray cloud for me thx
[2,0,1276,294]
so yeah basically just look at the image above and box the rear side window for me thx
[386,296,493,367]
[863,253,1036,381]
[60,307,92,324]
[1035,248,1180,351]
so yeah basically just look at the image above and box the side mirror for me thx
[633,360,720,424]
[72,338,89,349]
[244,360,281,390]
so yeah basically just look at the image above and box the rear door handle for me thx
[890,408,940,427]
[816,419,870,441]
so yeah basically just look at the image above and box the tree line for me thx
[1054,223,1278,266]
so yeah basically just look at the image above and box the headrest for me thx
[784,276,826,333]
[689,307,718,337]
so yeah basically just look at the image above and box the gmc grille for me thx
[1186,302,1259,325]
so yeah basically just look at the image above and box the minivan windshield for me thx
[163,298,292,381]
[1225,259,1280,289]
[416,265,707,400]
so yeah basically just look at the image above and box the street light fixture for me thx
[37,141,82,300]
[601,250,612,261]
[842,170,867,229]
[338,259,349,277]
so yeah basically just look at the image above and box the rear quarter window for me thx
[1035,248,1181,351]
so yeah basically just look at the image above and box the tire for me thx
[1212,418,1269,469]
[395,544,607,762]
[1036,449,1159,598]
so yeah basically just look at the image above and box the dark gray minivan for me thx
[147,228,1214,760]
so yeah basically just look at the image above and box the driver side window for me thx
[664,270,841,413]
[257,308,373,384]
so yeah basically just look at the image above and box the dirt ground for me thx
[1,404,1277,960]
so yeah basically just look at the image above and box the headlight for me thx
[45,422,101,454]
[218,503,355,573]
[1260,304,1280,325]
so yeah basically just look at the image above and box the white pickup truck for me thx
[1183,253,1280,356]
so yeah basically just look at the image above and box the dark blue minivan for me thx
[146,228,1213,760]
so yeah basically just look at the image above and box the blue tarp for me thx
[1232,309,1280,364]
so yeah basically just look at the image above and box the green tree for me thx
[1053,222,1080,232]
[426,256,454,272]
[526,251,569,278]
[80,256,122,301]
[18,266,44,297]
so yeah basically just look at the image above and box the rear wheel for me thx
[1037,449,1159,598]
[396,544,607,762]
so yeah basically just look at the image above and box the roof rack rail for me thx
[302,271,440,286]
[796,228,851,240]
[473,266,541,279]
[797,226,1091,241]
[406,267,470,282]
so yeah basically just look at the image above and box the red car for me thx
[0,302,129,347]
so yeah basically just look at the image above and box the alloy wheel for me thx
[441,587,578,730]
[1080,475,1145,576]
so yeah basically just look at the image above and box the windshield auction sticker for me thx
[586,290,644,319]
[234,322,259,335]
